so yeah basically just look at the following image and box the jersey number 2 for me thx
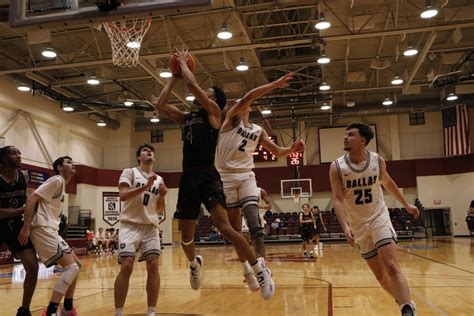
[143,193,150,206]
[238,139,247,152]
[354,189,372,205]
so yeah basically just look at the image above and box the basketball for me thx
[169,52,196,76]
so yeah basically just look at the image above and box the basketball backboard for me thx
[9,0,212,28]
[280,178,312,199]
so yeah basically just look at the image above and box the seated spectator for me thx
[271,218,281,229]
[108,228,117,252]
[209,225,220,241]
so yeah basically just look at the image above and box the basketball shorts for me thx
[301,225,314,241]
[30,226,71,268]
[118,221,160,263]
[220,171,259,208]
[0,216,34,258]
[313,224,322,235]
[174,167,226,220]
[352,211,398,259]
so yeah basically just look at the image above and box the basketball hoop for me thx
[292,192,300,203]
[103,16,152,67]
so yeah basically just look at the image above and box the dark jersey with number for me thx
[182,109,219,170]
[300,211,313,229]
[0,169,27,221]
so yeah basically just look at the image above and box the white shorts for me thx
[352,211,397,259]
[118,222,161,263]
[30,226,71,268]
[220,171,258,208]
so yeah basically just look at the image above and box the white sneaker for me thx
[243,271,260,291]
[319,242,323,249]
[190,255,203,290]
[254,258,275,300]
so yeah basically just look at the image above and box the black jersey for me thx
[0,169,27,216]
[300,211,313,228]
[182,109,219,170]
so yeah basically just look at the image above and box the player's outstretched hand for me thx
[145,174,157,189]
[272,72,295,88]
[405,204,420,219]
[175,49,189,65]
[291,140,305,152]
[18,225,30,246]
[343,227,356,247]
[159,182,167,196]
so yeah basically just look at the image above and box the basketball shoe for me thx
[16,307,31,316]
[243,270,260,291]
[401,301,416,316]
[254,258,275,300]
[59,307,78,316]
[190,255,203,290]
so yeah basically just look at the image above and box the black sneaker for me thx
[17,307,32,316]
[401,304,415,316]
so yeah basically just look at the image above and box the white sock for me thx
[115,308,123,316]
[242,261,252,274]
[148,306,156,316]
[190,258,198,269]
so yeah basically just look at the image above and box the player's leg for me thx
[139,225,161,316]
[57,251,82,315]
[365,254,396,298]
[179,219,198,261]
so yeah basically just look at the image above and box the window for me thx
[150,129,164,143]
[409,112,425,126]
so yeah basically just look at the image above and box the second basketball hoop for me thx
[103,15,152,67]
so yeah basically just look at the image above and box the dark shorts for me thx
[301,225,314,241]
[174,167,227,220]
[0,216,34,257]
[313,225,321,236]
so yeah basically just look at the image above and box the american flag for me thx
[442,104,470,156]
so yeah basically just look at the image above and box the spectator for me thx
[209,225,220,241]
[271,218,281,229]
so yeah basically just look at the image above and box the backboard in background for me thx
[281,178,312,200]
[9,0,212,28]
[318,124,378,163]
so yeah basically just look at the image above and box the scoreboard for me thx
[253,136,277,162]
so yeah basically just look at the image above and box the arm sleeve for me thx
[34,176,63,202]
[119,168,133,187]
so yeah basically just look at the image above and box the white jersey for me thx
[215,121,263,172]
[335,150,386,226]
[119,167,164,227]
[31,175,65,229]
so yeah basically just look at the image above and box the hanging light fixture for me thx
[261,107,272,115]
[236,57,249,71]
[315,12,331,30]
[97,120,107,127]
[159,68,172,78]
[420,0,438,19]
[150,114,160,123]
[317,53,330,64]
[185,94,195,102]
[62,105,74,112]
[17,83,31,92]
[124,100,134,107]
[217,22,232,40]
[320,102,331,110]
[446,92,458,101]
[319,82,331,91]
[391,76,404,85]
[41,47,57,58]
[382,98,393,106]
[403,46,418,56]
[87,76,100,85]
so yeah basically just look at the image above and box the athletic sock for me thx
[64,298,73,311]
[115,307,123,316]
[46,302,59,316]
[242,261,252,274]
[147,306,156,316]
[251,260,262,274]
[190,258,198,269]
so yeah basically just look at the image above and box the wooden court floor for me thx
[0,237,473,315]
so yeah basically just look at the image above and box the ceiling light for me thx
[41,47,57,58]
[236,57,249,71]
[446,93,458,101]
[87,76,100,85]
[382,98,393,106]
[320,103,331,110]
[391,76,404,85]
[315,12,331,30]
[150,115,160,123]
[124,100,134,107]
[63,105,74,112]
[17,83,31,92]
[185,94,195,102]
[261,108,272,115]
[97,120,106,127]
[159,68,172,78]
[317,53,331,64]
[319,82,331,91]
[217,22,232,40]
[126,41,141,49]
[403,46,418,57]
[420,1,438,19]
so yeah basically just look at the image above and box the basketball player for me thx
[19,156,81,316]
[149,50,275,300]
[299,203,316,258]
[0,146,39,316]
[215,72,304,280]
[114,144,167,316]
[329,122,419,316]
[311,205,327,252]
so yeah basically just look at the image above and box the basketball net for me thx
[292,192,300,203]
[103,16,151,67]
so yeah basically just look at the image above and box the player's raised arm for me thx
[150,76,186,125]
[259,129,305,158]
[118,169,156,202]
[155,180,167,214]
